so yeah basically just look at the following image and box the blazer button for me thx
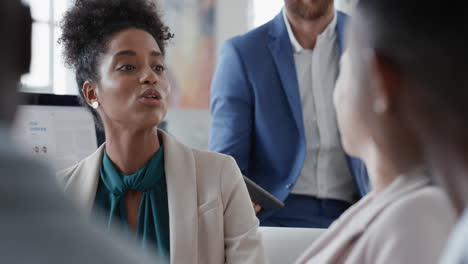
[286,184,291,189]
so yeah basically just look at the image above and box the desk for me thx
[259,227,325,264]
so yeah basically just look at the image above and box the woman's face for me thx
[333,51,373,159]
[93,28,170,130]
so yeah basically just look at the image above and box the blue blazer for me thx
[209,11,370,202]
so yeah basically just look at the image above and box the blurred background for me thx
[20,0,357,150]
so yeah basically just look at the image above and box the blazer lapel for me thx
[161,131,199,264]
[64,144,104,216]
[335,11,348,57]
[268,12,304,135]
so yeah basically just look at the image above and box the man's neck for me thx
[285,7,335,50]
[104,125,161,175]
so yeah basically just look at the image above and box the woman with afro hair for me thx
[56,0,266,263]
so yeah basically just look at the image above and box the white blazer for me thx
[57,130,267,264]
[295,173,457,264]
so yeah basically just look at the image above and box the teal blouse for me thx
[94,145,170,258]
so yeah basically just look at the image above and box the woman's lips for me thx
[139,95,162,106]
[139,88,163,106]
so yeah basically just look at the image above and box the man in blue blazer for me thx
[209,0,369,228]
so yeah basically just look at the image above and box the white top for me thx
[282,9,356,202]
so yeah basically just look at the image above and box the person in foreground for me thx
[295,1,459,262]
[0,0,161,263]
[56,0,266,263]
[339,1,468,263]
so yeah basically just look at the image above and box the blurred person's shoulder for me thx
[362,181,457,262]
[377,183,457,227]
[440,208,468,263]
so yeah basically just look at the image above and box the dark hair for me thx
[59,0,173,129]
[355,0,468,120]
[1,0,31,77]
[0,0,32,122]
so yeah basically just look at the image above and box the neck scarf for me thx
[98,145,170,257]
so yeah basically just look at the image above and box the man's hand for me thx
[252,201,262,214]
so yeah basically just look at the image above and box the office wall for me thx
[24,0,357,97]
[215,0,251,57]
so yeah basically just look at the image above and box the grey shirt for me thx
[283,9,356,203]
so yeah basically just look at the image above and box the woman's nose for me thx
[140,67,158,85]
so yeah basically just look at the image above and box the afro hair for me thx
[58,0,173,129]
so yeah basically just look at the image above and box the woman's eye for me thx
[153,65,165,72]
[118,65,136,71]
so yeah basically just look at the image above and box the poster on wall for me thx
[160,0,216,109]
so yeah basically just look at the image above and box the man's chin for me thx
[286,0,333,21]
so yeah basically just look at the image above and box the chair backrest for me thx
[259,227,325,264]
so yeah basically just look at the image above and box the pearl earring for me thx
[90,101,99,109]
[373,99,387,114]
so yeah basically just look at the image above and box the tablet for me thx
[243,176,285,211]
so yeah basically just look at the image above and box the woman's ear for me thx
[369,52,401,115]
[82,81,99,105]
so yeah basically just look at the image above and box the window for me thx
[251,0,284,29]
[22,0,76,95]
